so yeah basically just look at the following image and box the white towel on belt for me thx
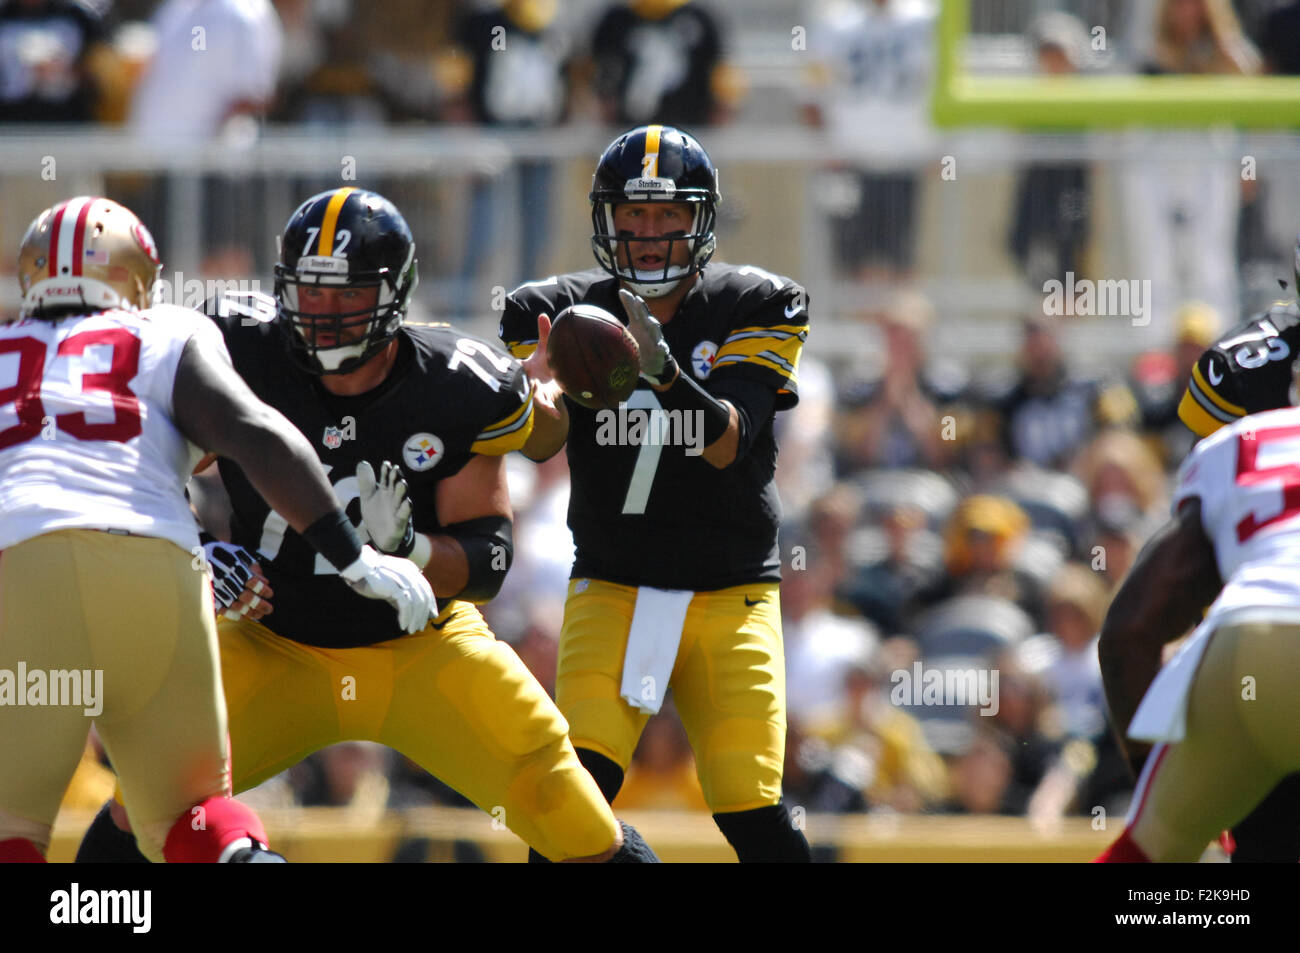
[620,587,694,715]
[1128,618,1217,743]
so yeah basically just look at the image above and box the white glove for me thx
[356,460,414,555]
[619,288,677,385]
[340,544,437,634]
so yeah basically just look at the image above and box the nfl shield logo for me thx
[322,426,344,449]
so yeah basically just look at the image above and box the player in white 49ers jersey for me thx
[1096,398,1300,861]
[0,196,433,864]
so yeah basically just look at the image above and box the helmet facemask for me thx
[274,244,416,375]
[591,197,716,298]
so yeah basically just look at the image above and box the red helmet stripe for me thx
[47,203,65,277]
[70,199,92,277]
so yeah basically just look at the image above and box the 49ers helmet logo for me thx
[132,222,160,265]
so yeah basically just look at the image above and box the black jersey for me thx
[1179,299,1300,438]
[590,3,722,127]
[207,292,533,648]
[501,264,807,590]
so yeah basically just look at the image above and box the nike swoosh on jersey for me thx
[784,303,801,318]
[744,595,768,606]
[1207,362,1223,386]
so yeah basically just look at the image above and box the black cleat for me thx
[227,844,287,863]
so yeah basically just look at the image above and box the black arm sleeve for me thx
[707,375,778,462]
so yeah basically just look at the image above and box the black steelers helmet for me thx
[590,124,719,298]
[275,187,418,375]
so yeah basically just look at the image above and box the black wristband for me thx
[649,352,679,387]
[301,511,364,573]
[392,519,417,559]
[655,370,731,446]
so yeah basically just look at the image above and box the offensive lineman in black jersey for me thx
[77,187,656,863]
[500,125,812,862]
[1101,238,1300,863]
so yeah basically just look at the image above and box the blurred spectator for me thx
[1038,563,1109,743]
[0,0,116,122]
[773,354,835,526]
[781,546,879,726]
[128,0,282,143]
[833,289,962,472]
[917,494,1039,618]
[795,636,949,814]
[937,725,1017,815]
[1073,428,1169,539]
[1260,0,1300,74]
[589,0,734,127]
[804,0,938,283]
[450,0,573,309]
[618,703,709,811]
[1122,0,1260,342]
[841,499,942,635]
[1086,514,1142,591]
[992,316,1137,471]
[1129,300,1217,464]
[1143,0,1261,75]
[291,742,391,819]
[1007,13,1092,292]
[985,647,1065,816]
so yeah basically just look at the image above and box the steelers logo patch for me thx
[403,432,444,472]
[692,340,718,379]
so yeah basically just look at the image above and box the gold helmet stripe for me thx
[318,187,357,257]
[642,124,662,178]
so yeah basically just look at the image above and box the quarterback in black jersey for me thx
[77,188,656,863]
[501,125,812,862]
[1100,253,1300,863]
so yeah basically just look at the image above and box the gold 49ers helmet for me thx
[17,196,162,320]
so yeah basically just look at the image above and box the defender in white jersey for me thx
[0,196,434,864]
[1096,403,1300,861]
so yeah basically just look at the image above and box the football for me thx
[546,304,640,410]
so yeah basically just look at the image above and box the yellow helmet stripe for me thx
[318,187,357,257]
[642,125,662,178]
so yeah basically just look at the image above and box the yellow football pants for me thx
[117,599,618,861]
[556,578,787,813]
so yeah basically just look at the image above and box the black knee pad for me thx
[713,801,811,863]
[75,803,150,864]
[608,821,659,863]
[576,747,625,804]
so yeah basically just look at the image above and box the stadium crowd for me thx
[6,0,1300,859]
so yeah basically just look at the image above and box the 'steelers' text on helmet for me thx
[274,187,418,375]
[17,196,162,321]
[590,124,719,298]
